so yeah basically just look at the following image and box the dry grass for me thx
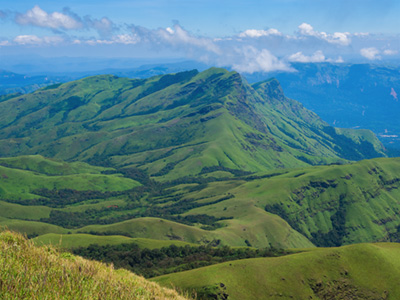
[0,230,189,300]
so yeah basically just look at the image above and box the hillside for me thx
[2,155,400,249]
[154,242,400,300]
[0,68,385,180]
[0,230,188,300]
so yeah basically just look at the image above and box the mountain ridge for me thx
[0,68,385,180]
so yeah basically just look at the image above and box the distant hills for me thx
[0,69,65,95]
[247,63,400,150]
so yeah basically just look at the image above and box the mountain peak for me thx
[252,78,285,102]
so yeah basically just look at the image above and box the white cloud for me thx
[336,56,344,63]
[6,7,400,72]
[383,49,398,56]
[14,6,116,37]
[288,50,345,63]
[231,46,293,74]
[298,23,351,46]
[354,32,370,37]
[238,28,282,38]
[360,47,381,60]
[13,35,63,45]
[113,34,139,45]
[14,35,42,45]
[15,5,83,30]
[298,23,315,36]
[157,24,220,54]
[288,50,327,63]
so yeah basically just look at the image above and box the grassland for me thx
[2,156,400,249]
[154,242,400,299]
[0,155,139,200]
[33,233,196,249]
[0,230,188,300]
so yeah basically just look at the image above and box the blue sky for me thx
[1,0,399,73]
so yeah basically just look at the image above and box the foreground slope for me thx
[0,68,384,179]
[155,243,400,300]
[0,230,187,300]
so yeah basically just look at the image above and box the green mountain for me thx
[0,68,384,180]
[154,242,400,300]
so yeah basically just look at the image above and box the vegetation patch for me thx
[72,243,288,278]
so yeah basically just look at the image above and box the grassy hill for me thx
[0,155,139,201]
[33,233,197,249]
[0,230,188,300]
[0,68,385,180]
[154,242,400,300]
[2,155,400,249]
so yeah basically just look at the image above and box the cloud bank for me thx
[2,5,400,73]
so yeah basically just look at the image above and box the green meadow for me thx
[154,242,400,299]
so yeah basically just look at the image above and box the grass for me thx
[0,217,68,236]
[0,156,140,201]
[0,154,110,175]
[154,242,400,300]
[33,233,197,249]
[0,230,189,300]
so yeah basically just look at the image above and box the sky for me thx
[1,0,400,73]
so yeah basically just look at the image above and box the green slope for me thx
[33,233,197,249]
[0,154,109,175]
[0,230,188,300]
[0,155,139,200]
[76,216,313,249]
[183,157,400,247]
[154,243,400,300]
[0,69,385,180]
[2,156,400,249]
[243,157,400,246]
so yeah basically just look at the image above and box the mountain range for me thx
[0,68,385,180]
[1,67,399,299]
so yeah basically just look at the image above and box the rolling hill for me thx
[2,155,400,249]
[154,242,400,300]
